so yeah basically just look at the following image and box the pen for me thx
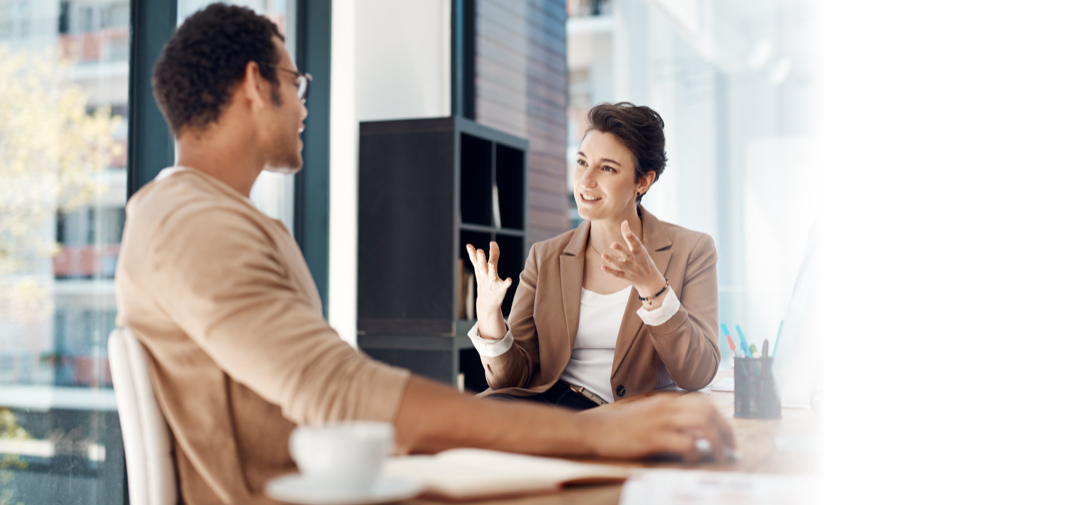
[773,320,784,357]
[762,339,769,359]
[749,343,758,358]
[726,335,739,357]
[736,325,751,358]
[722,324,741,357]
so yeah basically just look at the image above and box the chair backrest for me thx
[108,328,178,505]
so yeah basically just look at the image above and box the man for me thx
[116,4,734,503]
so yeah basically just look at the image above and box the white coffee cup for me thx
[288,421,394,491]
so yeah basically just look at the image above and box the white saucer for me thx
[265,474,424,505]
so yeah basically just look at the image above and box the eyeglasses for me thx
[266,64,313,104]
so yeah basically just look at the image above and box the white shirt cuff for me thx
[467,322,514,357]
[637,289,681,326]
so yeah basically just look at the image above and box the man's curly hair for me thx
[152,3,285,136]
[585,102,668,202]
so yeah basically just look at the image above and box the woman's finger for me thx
[466,243,477,264]
[601,264,625,278]
[497,277,513,295]
[620,221,637,253]
[488,241,501,267]
[466,244,484,274]
[600,252,617,265]
[487,242,501,280]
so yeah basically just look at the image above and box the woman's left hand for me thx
[600,221,668,301]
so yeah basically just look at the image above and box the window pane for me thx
[567,0,821,389]
[1,1,129,503]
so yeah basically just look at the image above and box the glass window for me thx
[1,1,130,502]
[567,0,821,376]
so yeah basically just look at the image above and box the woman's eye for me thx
[576,159,587,166]
[602,165,615,172]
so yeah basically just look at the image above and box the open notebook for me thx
[381,449,632,502]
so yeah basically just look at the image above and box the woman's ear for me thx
[638,171,657,194]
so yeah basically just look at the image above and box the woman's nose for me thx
[577,166,598,187]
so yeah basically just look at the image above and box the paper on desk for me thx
[382,448,630,501]
[710,377,735,391]
[618,470,818,505]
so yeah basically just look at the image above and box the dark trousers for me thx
[486,380,601,411]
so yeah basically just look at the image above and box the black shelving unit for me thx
[356,117,528,392]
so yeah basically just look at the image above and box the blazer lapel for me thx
[611,206,674,380]
[559,221,590,350]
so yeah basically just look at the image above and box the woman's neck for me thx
[588,206,643,253]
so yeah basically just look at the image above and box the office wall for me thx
[475,0,570,245]
[355,0,452,121]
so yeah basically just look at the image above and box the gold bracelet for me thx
[638,279,669,302]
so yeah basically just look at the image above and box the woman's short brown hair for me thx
[585,102,668,202]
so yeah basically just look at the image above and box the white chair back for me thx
[108,328,178,505]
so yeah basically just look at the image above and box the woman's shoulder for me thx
[529,226,582,258]
[650,216,715,251]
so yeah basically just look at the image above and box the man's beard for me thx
[264,160,301,175]
[264,143,303,175]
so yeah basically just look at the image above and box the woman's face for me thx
[573,131,654,223]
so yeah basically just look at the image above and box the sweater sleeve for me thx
[150,205,410,425]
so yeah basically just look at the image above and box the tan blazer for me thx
[481,206,721,401]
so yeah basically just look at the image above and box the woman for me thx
[465,102,720,410]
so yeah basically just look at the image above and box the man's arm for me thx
[394,374,735,460]
[155,204,733,460]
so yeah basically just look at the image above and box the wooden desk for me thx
[400,388,821,505]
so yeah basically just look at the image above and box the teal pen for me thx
[773,320,784,357]
[735,325,751,358]
[735,325,759,374]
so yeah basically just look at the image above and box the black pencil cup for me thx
[734,357,782,419]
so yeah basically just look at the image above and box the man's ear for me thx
[240,61,269,109]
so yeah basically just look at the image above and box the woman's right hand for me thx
[466,242,513,340]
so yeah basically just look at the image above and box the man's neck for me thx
[174,126,264,197]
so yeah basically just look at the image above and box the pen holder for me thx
[734,357,782,419]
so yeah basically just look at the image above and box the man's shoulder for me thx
[127,169,259,233]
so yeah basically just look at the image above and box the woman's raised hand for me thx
[599,221,668,306]
[466,241,513,339]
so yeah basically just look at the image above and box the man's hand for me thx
[577,394,736,462]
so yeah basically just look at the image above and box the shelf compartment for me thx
[495,233,524,318]
[460,133,493,226]
[495,144,525,230]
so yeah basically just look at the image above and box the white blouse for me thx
[469,285,682,403]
